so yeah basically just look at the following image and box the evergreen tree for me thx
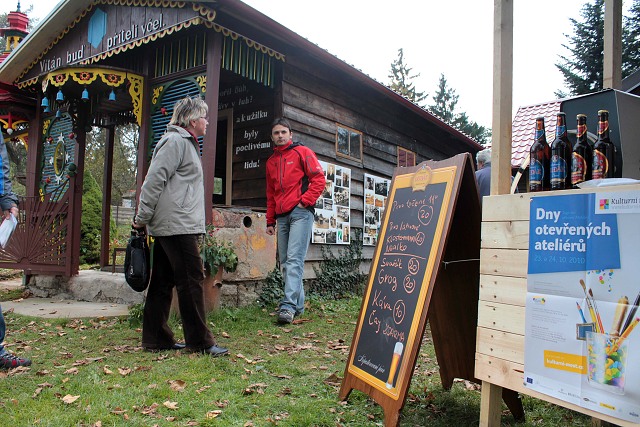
[428,74,491,145]
[556,0,640,97]
[429,73,459,124]
[388,48,428,106]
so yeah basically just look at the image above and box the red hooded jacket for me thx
[266,141,325,227]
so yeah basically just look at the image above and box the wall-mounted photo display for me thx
[313,161,351,244]
[363,174,390,246]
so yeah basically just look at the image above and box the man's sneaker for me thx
[0,352,32,369]
[277,309,295,324]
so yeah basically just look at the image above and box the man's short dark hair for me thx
[271,117,292,131]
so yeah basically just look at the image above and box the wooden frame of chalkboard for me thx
[339,154,524,427]
[346,163,456,397]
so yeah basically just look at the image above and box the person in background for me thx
[133,97,227,357]
[475,148,492,204]
[0,131,31,369]
[266,118,325,324]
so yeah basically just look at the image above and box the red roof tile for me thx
[511,100,561,168]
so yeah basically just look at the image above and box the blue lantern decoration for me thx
[56,90,64,101]
[108,89,116,101]
[56,110,62,118]
[81,88,89,101]
[41,97,49,108]
[43,106,51,113]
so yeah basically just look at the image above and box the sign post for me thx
[339,154,524,426]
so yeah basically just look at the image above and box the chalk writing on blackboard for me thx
[347,166,456,399]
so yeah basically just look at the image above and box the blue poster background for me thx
[528,194,620,274]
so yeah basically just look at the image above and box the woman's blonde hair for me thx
[169,96,208,128]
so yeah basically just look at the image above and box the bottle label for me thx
[535,128,545,141]
[555,125,567,139]
[592,150,608,179]
[598,120,609,136]
[577,124,586,138]
[571,153,587,185]
[550,154,567,185]
[530,158,544,186]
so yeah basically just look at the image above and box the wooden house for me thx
[0,0,481,280]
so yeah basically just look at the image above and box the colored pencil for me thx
[576,302,587,323]
[588,288,605,334]
[610,296,629,337]
[621,290,640,333]
[612,317,639,352]
[579,280,599,332]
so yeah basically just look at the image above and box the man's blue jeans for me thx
[277,207,313,315]
[0,304,6,355]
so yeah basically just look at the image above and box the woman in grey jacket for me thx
[134,97,227,357]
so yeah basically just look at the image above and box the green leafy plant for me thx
[257,267,284,308]
[199,224,238,276]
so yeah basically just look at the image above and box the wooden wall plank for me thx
[476,327,524,363]
[479,274,526,306]
[477,302,525,335]
[481,220,529,249]
[479,248,528,277]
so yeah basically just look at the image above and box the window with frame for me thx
[397,147,416,167]
[336,124,362,161]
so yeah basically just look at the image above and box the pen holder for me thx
[586,331,627,395]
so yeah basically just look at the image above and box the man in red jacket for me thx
[266,118,325,324]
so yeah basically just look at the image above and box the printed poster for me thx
[524,190,640,423]
[313,161,350,244]
[363,174,390,246]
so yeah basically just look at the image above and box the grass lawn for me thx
[0,294,593,426]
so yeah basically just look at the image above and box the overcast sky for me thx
[25,0,600,128]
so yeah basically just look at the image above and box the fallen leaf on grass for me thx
[103,366,113,375]
[118,367,131,376]
[292,318,312,324]
[270,373,292,380]
[163,401,178,410]
[64,367,79,375]
[221,331,230,338]
[62,394,80,404]
[242,383,268,395]
[35,370,50,376]
[196,385,211,394]
[206,410,222,419]
[168,379,186,392]
[323,373,342,387]
[276,387,292,397]
[214,399,229,408]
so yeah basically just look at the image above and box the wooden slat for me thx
[476,327,524,364]
[480,220,529,249]
[475,353,638,427]
[482,193,531,221]
[479,274,526,305]
[477,302,525,335]
[479,248,528,277]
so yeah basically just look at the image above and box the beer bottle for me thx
[571,114,592,187]
[550,112,572,190]
[529,116,550,192]
[592,110,616,179]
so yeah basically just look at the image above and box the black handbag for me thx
[124,227,151,292]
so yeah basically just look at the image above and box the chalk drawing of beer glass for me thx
[386,342,404,389]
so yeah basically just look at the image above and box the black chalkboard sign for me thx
[345,164,456,398]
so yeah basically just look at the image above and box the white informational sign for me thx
[524,190,640,423]
[363,174,390,246]
[313,161,350,244]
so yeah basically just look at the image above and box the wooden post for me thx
[100,125,115,269]
[603,0,622,89]
[480,381,503,427]
[202,31,223,223]
[490,0,513,198]
[481,0,512,422]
